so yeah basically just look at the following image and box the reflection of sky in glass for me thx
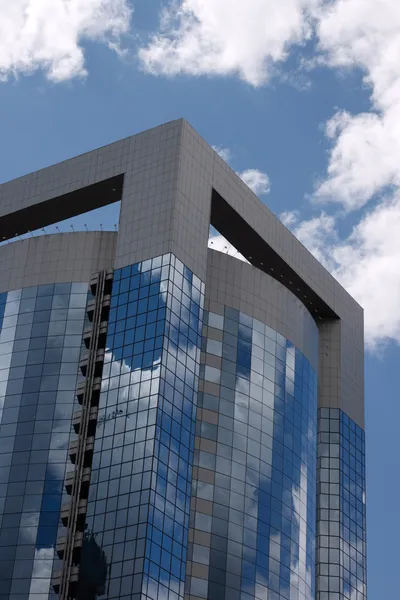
[188,308,318,600]
[317,408,366,600]
[0,283,88,599]
[83,253,204,599]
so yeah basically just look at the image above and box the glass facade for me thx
[83,254,204,600]
[0,282,89,600]
[186,308,318,600]
[0,264,366,600]
[316,409,366,600]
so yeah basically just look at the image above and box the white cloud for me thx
[275,0,400,351]
[238,168,271,195]
[214,202,400,350]
[138,0,400,215]
[212,145,232,162]
[281,210,336,264]
[314,0,400,210]
[137,0,400,352]
[280,210,299,227]
[139,0,319,86]
[212,145,270,196]
[0,0,132,82]
[283,1,400,350]
[286,198,400,350]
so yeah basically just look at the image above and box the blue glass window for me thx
[316,408,366,600]
[0,283,88,599]
[84,254,204,600]
[187,308,318,600]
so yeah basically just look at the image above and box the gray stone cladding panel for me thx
[0,231,116,292]
[115,121,184,270]
[0,138,130,215]
[205,249,319,372]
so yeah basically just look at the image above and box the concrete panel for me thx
[0,231,116,292]
[205,249,319,371]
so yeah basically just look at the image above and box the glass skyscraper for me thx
[0,120,366,600]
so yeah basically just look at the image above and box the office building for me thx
[0,120,366,600]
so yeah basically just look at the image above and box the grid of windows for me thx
[186,307,318,600]
[83,254,204,600]
[0,283,88,600]
[316,408,366,600]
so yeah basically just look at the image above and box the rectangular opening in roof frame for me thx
[210,188,338,320]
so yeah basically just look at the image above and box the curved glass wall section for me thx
[83,254,204,600]
[0,282,88,600]
[186,308,318,600]
[316,408,366,600]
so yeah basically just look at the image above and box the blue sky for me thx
[1,1,399,597]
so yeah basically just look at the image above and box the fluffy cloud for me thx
[283,198,400,350]
[212,198,400,350]
[280,210,299,228]
[310,0,400,348]
[213,145,270,196]
[139,0,400,214]
[314,0,400,209]
[0,0,132,81]
[139,0,319,86]
[212,145,232,162]
[238,169,271,196]
[281,210,336,264]
[151,0,400,349]
[281,1,400,349]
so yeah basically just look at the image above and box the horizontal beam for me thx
[0,174,124,242]
[211,189,338,320]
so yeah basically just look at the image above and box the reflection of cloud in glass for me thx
[85,254,204,599]
[292,463,312,589]
[0,284,88,599]
[193,309,317,600]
